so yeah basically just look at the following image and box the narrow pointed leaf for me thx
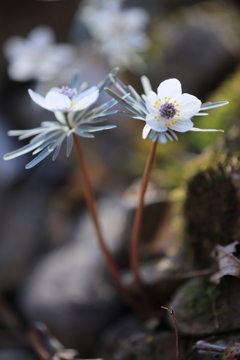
[66,133,73,157]
[190,127,224,132]
[25,147,53,169]
[4,140,43,160]
[74,128,94,137]
[78,125,116,132]
[98,67,120,96]
[104,88,137,113]
[200,101,229,110]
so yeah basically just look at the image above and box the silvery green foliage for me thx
[4,69,119,169]
[105,75,228,144]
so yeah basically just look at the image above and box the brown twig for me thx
[73,134,142,313]
[161,306,180,360]
[130,140,158,307]
[193,340,226,353]
[181,268,214,279]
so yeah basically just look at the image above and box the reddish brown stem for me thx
[29,328,51,360]
[130,140,158,300]
[73,134,142,313]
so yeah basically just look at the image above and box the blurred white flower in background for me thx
[4,26,76,82]
[79,0,150,72]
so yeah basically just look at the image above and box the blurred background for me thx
[0,0,240,359]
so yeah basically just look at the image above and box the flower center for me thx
[159,102,177,119]
[59,86,77,101]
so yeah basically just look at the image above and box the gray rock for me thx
[148,4,240,98]
[0,347,38,360]
[97,314,143,359]
[98,321,182,360]
[169,276,240,336]
[0,184,52,291]
[121,179,170,248]
[122,255,189,303]
[19,197,129,356]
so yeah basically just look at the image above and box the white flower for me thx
[3,70,118,169]
[4,26,76,82]
[143,78,202,139]
[28,86,99,112]
[80,0,150,71]
[105,76,229,143]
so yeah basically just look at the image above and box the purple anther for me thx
[159,102,177,119]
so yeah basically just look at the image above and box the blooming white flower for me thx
[79,0,150,71]
[3,70,118,169]
[4,26,76,82]
[28,86,99,113]
[105,76,229,143]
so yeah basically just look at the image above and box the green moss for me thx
[180,282,234,321]
[187,67,240,151]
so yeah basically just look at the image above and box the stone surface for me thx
[0,347,38,360]
[122,255,190,303]
[148,3,240,99]
[0,184,53,292]
[169,276,240,336]
[97,315,182,360]
[121,178,170,249]
[18,197,130,356]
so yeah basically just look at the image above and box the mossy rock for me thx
[169,277,240,336]
[184,153,240,268]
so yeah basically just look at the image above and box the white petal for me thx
[145,91,158,114]
[76,86,98,101]
[54,111,67,124]
[46,91,71,112]
[28,89,51,110]
[175,93,201,117]
[145,114,156,122]
[169,118,194,133]
[8,60,35,81]
[142,124,151,139]
[28,26,54,47]
[3,36,25,59]
[189,127,224,132]
[146,114,167,132]
[157,78,182,99]
[159,133,167,144]
[123,8,149,31]
[46,87,61,96]
[141,76,152,95]
[73,90,99,111]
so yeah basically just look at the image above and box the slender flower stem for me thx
[73,134,142,313]
[130,140,158,299]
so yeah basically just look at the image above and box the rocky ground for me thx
[1,1,240,360]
